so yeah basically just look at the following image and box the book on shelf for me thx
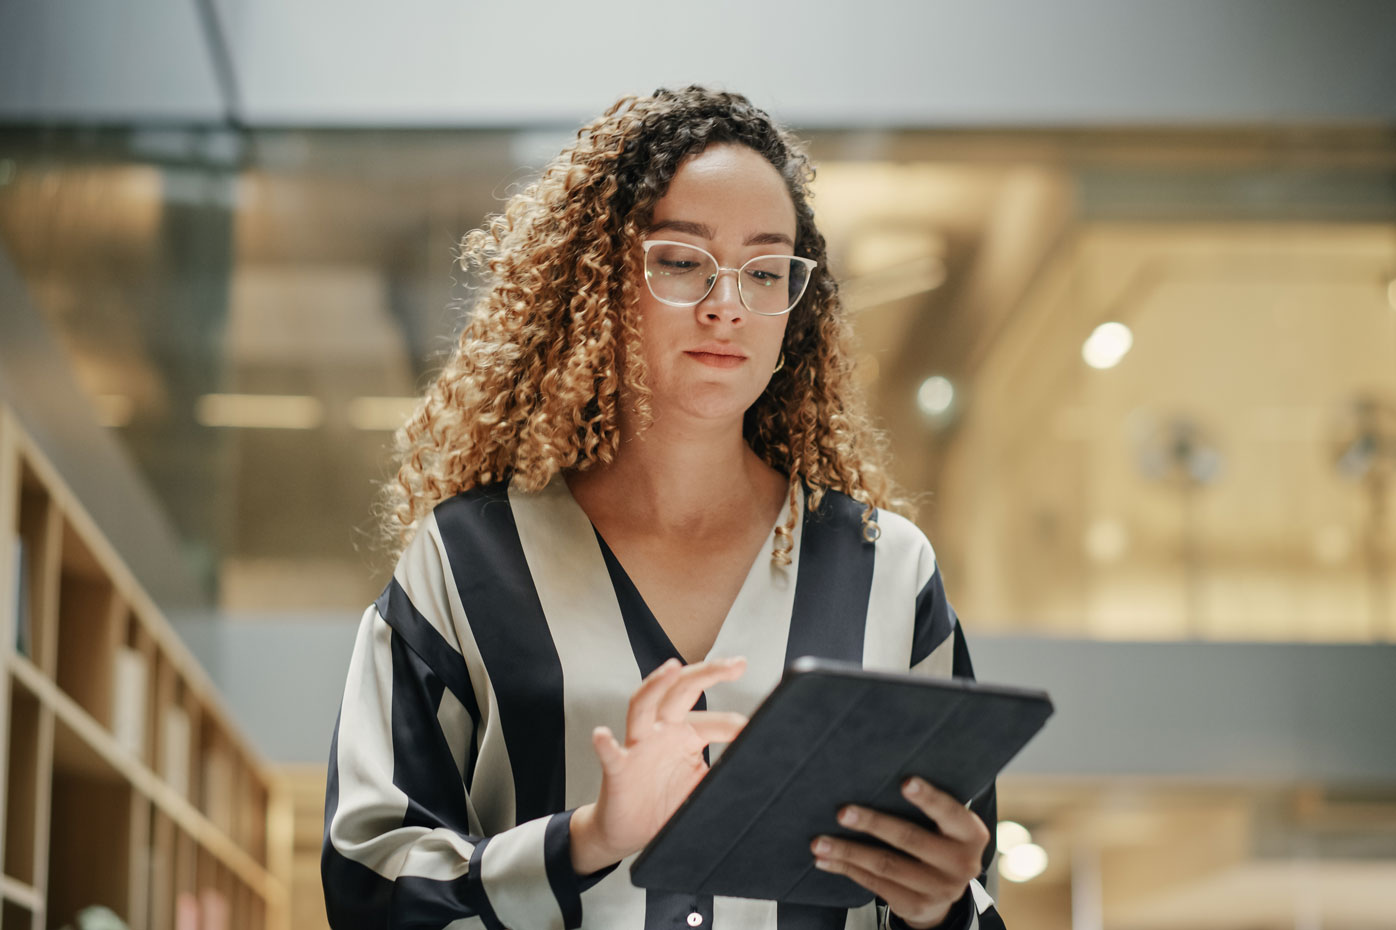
[174,892,200,930]
[200,888,229,930]
[12,533,31,657]
[161,705,192,797]
[201,740,234,831]
[111,645,148,758]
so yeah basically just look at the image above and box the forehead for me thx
[649,144,797,240]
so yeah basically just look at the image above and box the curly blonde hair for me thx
[384,86,905,563]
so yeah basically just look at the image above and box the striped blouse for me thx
[323,476,1007,930]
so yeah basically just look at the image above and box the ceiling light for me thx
[916,376,955,417]
[348,396,420,432]
[998,842,1048,883]
[196,394,324,430]
[1082,322,1133,370]
[997,820,1032,853]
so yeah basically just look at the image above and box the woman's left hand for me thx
[810,777,989,930]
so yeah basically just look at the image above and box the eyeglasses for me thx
[641,239,817,317]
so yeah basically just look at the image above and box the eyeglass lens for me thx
[645,242,810,315]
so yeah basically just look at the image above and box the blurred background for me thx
[1,2,1395,929]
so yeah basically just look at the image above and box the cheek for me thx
[765,318,792,359]
[633,304,681,372]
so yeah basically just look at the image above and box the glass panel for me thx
[2,127,1393,640]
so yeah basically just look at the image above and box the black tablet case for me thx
[629,657,1054,907]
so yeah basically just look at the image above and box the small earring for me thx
[773,352,785,374]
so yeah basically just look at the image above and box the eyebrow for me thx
[649,219,795,249]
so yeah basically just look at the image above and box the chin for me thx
[661,381,763,423]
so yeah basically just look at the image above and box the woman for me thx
[323,86,1003,930]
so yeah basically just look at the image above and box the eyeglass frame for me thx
[640,239,818,317]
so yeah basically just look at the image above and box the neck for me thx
[568,406,779,536]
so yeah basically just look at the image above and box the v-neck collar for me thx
[549,473,804,669]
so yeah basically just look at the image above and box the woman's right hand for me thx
[569,656,749,874]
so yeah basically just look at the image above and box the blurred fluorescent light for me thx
[916,376,955,417]
[196,393,324,429]
[998,842,1048,883]
[997,821,1031,853]
[842,256,947,311]
[1082,322,1133,370]
[95,394,135,428]
[1387,278,1396,311]
[348,396,420,432]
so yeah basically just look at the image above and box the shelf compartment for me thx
[128,615,159,772]
[54,518,121,730]
[237,771,270,866]
[47,716,136,929]
[0,875,40,911]
[2,681,43,887]
[2,896,38,930]
[198,719,235,836]
[13,467,59,675]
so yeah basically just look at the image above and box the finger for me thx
[686,711,748,745]
[625,658,683,740]
[811,835,947,899]
[815,854,954,927]
[592,726,626,774]
[834,804,966,874]
[901,778,992,850]
[655,657,746,723]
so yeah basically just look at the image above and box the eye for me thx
[658,258,701,272]
[744,268,786,286]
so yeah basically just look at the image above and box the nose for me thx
[698,268,745,325]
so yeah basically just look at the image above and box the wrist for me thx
[568,803,626,875]
[890,887,972,930]
[896,905,951,930]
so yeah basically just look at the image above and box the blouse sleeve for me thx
[884,561,1008,930]
[321,521,607,930]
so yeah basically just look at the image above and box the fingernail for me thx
[903,778,924,797]
[813,858,834,872]
[812,837,832,855]
[838,807,859,827]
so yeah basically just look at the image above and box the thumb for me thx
[592,725,625,773]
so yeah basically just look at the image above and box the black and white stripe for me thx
[323,476,1006,930]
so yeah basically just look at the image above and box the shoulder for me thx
[419,480,522,551]
[431,480,513,524]
[390,481,516,594]
[810,487,938,584]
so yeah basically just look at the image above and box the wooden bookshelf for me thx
[0,408,288,930]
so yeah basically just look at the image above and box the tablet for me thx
[629,657,1053,907]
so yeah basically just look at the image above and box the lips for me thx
[684,344,748,369]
